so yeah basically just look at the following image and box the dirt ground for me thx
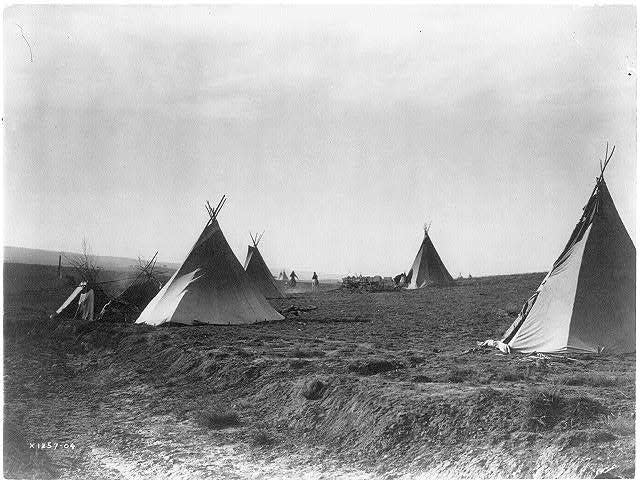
[3,263,635,479]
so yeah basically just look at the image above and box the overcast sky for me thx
[4,5,636,277]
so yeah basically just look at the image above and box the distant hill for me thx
[4,246,181,272]
[4,246,346,282]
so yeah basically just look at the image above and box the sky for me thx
[3,5,637,277]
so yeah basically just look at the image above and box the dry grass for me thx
[251,429,277,447]
[3,421,59,479]
[602,414,635,436]
[561,395,610,429]
[493,368,528,382]
[444,366,477,383]
[235,347,254,358]
[412,374,434,383]
[289,359,311,369]
[554,373,626,387]
[523,387,563,431]
[348,358,405,376]
[290,346,326,358]
[407,355,426,366]
[196,410,242,430]
[523,388,609,432]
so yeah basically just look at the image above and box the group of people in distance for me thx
[284,270,320,291]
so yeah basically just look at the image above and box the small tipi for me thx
[406,223,454,289]
[501,146,635,354]
[244,231,283,298]
[135,196,284,326]
[99,253,163,323]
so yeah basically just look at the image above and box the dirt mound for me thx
[302,379,328,400]
[348,358,405,375]
[523,388,609,431]
[243,372,629,478]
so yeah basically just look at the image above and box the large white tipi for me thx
[135,196,284,326]
[501,147,635,354]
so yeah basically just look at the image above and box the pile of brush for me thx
[340,275,395,292]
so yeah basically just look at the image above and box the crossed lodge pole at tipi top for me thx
[205,195,227,223]
[249,230,265,247]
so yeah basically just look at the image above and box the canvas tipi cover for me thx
[244,233,283,298]
[406,225,454,289]
[135,198,284,326]
[502,164,635,354]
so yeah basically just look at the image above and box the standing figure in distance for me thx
[289,270,298,288]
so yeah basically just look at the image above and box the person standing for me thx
[289,270,298,287]
[75,282,95,321]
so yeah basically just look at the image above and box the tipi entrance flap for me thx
[244,249,254,270]
[136,268,197,325]
[54,284,84,315]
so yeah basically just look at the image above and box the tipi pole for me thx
[128,251,160,292]
[205,201,215,219]
[205,195,227,226]
[214,195,227,218]
[213,196,225,216]
[601,144,615,178]
[583,143,616,212]
[149,254,158,274]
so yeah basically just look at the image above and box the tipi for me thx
[99,253,163,323]
[501,146,635,354]
[406,223,454,289]
[244,231,283,298]
[135,196,284,326]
